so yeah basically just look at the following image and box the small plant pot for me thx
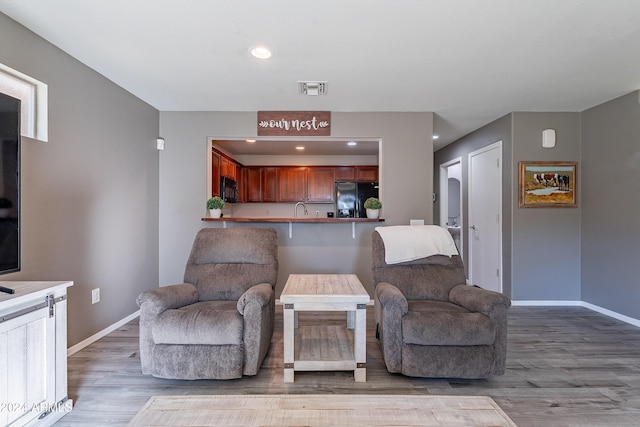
[366,208,380,219]
[209,209,222,218]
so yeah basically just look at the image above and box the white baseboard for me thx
[580,301,640,328]
[512,300,640,327]
[67,310,140,356]
[512,300,582,306]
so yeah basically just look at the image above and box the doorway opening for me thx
[439,157,463,262]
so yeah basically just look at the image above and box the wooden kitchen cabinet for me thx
[211,151,221,197]
[335,166,378,182]
[356,166,378,182]
[221,156,229,178]
[334,166,356,181]
[215,150,239,181]
[243,167,279,202]
[278,167,307,202]
[262,167,279,202]
[228,162,237,181]
[243,167,262,202]
[238,164,377,204]
[307,167,335,202]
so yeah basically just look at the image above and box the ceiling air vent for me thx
[298,81,328,96]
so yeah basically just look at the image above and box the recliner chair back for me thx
[371,230,466,301]
[184,227,279,301]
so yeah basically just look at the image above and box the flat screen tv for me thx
[0,92,20,274]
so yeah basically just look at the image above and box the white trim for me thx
[0,62,48,142]
[581,302,640,328]
[512,300,582,306]
[67,310,140,356]
[512,300,640,327]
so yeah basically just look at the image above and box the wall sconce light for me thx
[542,129,556,148]
[156,138,165,150]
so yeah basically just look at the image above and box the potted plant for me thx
[206,196,225,218]
[363,197,382,219]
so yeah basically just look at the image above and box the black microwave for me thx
[220,176,238,203]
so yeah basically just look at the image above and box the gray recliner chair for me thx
[136,227,278,380]
[372,227,511,378]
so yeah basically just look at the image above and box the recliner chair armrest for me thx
[375,282,409,315]
[237,283,275,376]
[374,282,407,374]
[136,283,199,316]
[449,284,511,315]
[237,283,273,314]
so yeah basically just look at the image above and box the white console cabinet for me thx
[0,281,73,427]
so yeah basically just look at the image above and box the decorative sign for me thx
[257,111,331,136]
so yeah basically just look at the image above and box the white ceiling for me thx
[213,139,380,156]
[1,0,639,150]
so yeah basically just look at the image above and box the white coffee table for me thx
[280,274,372,382]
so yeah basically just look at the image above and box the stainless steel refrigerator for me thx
[335,182,379,218]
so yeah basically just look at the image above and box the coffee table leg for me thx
[354,305,366,382]
[346,311,355,329]
[283,305,295,382]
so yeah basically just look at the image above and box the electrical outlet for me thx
[92,288,100,304]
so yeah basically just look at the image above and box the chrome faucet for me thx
[294,201,308,218]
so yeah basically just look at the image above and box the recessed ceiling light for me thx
[347,141,357,146]
[432,135,440,140]
[251,46,272,59]
[246,139,256,143]
[295,146,305,151]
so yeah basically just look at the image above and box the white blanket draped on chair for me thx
[375,225,458,264]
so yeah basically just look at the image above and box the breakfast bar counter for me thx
[201,217,383,223]
[202,217,383,238]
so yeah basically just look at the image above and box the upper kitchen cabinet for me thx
[243,167,263,202]
[213,148,241,181]
[263,167,279,202]
[279,167,307,202]
[334,166,378,182]
[211,151,221,197]
[279,167,336,203]
[307,167,335,203]
[356,166,378,182]
[243,166,279,202]
[221,156,239,181]
[334,166,356,181]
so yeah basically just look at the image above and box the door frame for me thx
[467,141,503,292]
[439,157,463,261]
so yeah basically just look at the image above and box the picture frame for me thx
[518,161,577,208]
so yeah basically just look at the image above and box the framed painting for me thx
[518,161,577,208]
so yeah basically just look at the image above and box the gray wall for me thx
[159,111,433,295]
[511,112,581,301]
[0,14,160,346]
[434,112,582,301]
[581,91,640,319]
[434,114,513,295]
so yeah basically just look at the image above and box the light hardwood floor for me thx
[58,306,640,426]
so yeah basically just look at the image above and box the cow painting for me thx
[534,173,559,188]
[520,161,577,208]
[558,175,570,191]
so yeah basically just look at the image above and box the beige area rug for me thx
[127,394,517,427]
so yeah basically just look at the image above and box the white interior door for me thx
[468,141,502,292]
